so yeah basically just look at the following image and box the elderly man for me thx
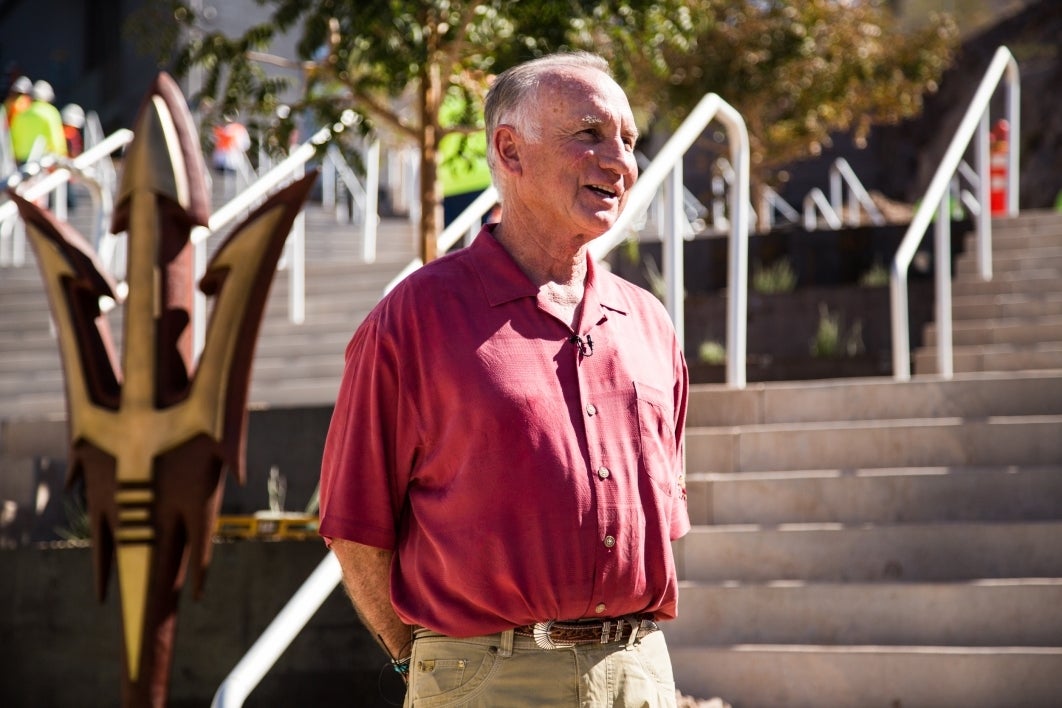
[319,51,689,707]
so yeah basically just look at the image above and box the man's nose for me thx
[598,137,637,178]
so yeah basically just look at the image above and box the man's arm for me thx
[330,538,414,662]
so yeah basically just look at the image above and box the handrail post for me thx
[290,162,306,325]
[1006,61,1020,216]
[724,107,750,389]
[829,163,842,218]
[975,113,992,280]
[890,263,911,381]
[934,198,953,378]
[664,162,685,348]
[362,140,380,263]
[321,151,336,211]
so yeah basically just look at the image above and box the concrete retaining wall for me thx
[0,540,399,707]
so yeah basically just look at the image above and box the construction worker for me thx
[10,80,67,165]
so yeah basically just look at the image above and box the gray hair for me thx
[484,52,612,176]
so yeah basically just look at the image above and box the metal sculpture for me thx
[11,73,316,707]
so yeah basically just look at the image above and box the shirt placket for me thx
[575,313,619,619]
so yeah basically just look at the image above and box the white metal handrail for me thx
[758,186,801,232]
[321,141,381,262]
[189,123,342,354]
[591,92,750,388]
[890,45,1019,380]
[383,184,499,295]
[830,158,886,227]
[211,552,343,708]
[803,188,844,230]
[0,129,134,266]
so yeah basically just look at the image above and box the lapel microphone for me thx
[569,333,594,357]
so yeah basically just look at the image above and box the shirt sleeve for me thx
[318,308,415,550]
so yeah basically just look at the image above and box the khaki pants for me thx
[405,626,677,707]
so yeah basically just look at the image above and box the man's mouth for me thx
[586,184,618,198]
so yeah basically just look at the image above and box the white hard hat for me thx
[11,75,31,95]
[31,79,54,103]
[61,103,85,128]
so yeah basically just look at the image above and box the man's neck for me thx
[491,220,588,289]
[492,221,589,329]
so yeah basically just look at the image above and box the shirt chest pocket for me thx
[633,380,677,496]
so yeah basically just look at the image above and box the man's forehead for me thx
[539,70,635,126]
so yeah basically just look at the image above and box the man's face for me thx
[512,67,639,244]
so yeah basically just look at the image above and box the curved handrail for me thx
[830,158,885,226]
[890,46,1019,380]
[591,92,750,388]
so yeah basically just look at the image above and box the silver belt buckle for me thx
[531,620,574,650]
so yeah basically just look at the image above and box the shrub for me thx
[753,258,797,294]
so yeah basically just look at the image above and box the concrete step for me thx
[673,521,1062,583]
[685,464,1062,525]
[247,377,340,408]
[955,248,1062,278]
[951,270,1060,297]
[989,210,1062,233]
[667,578,1062,647]
[667,644,1062,708]
[965,227,1062,252]
[686,370,1062,427]
[0,370,63,393]
[687,415,1062,474]
[952,291,1062,320]
[924,315,1062,346]
[914,342,1062,374]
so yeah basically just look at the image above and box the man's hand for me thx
[330,538,413,665]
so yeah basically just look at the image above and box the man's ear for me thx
[492,125,522,177]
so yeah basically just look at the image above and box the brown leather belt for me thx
[513,615,658,650]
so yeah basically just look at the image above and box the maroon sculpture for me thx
[12,73,316,707]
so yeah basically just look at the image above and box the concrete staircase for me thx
[916,211,1062,374]
[667,211,1062,707]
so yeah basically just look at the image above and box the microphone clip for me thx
[569,333,594,357]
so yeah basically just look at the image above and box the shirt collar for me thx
[470,224,630,319]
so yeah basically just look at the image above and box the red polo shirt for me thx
[319,226,689,637]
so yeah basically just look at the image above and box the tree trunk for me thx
[418,50,444,262]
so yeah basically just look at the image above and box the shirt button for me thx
[603,535,616,548]
[586,403,597,416]
[597,466,610,479]
[595,603,607,614]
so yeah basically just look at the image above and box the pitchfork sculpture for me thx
[11,73,316,707]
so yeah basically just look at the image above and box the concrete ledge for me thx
[0,541,398,708]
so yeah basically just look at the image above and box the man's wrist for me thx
[391,655,411,682]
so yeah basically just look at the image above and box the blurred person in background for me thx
[11,79,66,165]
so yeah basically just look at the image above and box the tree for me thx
[132,0,691,263]
[611,0,959,199]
